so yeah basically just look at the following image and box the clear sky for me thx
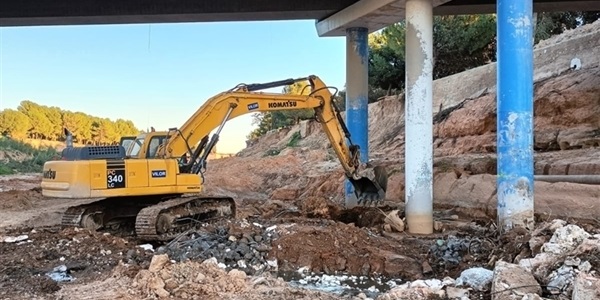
[0,20,347,153]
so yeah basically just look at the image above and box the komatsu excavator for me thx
[41,75,388,241]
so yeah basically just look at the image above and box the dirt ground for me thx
[2,175,599,300]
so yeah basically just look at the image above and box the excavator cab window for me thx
[147,136,167,158]
[128,138,144,158]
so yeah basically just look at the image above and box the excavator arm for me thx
[158,75,387,204]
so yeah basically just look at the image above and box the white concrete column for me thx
[405,0,434,234]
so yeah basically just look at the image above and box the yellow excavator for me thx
[40,75,388,241]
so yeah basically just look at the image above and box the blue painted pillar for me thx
[497,0,535,232]
[344,27,369,208]
[405,0,434,234]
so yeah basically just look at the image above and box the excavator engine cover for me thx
[349,165,388,205]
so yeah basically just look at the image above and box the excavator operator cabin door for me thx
[146,135,176,187]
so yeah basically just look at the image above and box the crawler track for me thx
[135,196,236,241]
[60,195,236,241]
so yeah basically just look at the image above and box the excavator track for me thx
[61,196,167,232]
[60,194,235,241]
[135,196,236,241]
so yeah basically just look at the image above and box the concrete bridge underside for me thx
[1,0,599,33]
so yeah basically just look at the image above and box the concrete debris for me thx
[429,235,481,265]
[572,272,600,300]
[542,224,591,255]
[446,286,470,300]
[455,267,494,291]
[46,265,74,283]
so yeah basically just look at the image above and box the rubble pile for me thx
[377,219,600,300]
[130,254,343,300]
[155,221,280,276]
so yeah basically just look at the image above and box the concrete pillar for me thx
[497,0,535,232]
[344,27,369,208]
[405,0,433,234]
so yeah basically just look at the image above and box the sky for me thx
[0,20,347,153]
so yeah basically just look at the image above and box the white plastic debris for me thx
[266,259,278,268]
[138,244,154,251]
[3,235,28,243]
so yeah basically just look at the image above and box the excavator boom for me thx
[157,75,387,203]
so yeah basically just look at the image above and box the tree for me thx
[2,100,141,143]
[534,11,600,43]
[369,30,406,92]
[0,109,31,138]
[431,14,497,78]
[366,12,599,94]
[17,100,54,139]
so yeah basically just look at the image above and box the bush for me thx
[287,131,301,147]
[0,136,58,173]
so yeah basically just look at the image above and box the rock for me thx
[541,224,591,255]
[270,187,299,200]
[228,269,247,280]
[422,261,433,275]
[572,272,600,300]
[378,281,445,300]
[299,120,311,138]
[382,251,423,280]
[573,238,600,256]
[202,257,218,266]
[491,261,541,300]
[455,267,494,291]
[518,252,558,279]
[546,265,575,295]
[194,273,206,283]
[149,254,170,273]
[148,277,169,298]
[446,286,469,300]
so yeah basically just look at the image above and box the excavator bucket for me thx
[348,165,388,205]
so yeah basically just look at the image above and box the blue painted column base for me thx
[344,27,369,208]
[497,0,535,231]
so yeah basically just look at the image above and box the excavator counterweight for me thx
[42,75,387,240]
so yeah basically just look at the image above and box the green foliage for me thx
[432,14,497,78]
[287,131,301,147]
[0,100,141,144]
[367,12,600,94]
[0,136,59,174]
[534,11,600,43]
[369,30,406,93]
[0,109,31,138]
